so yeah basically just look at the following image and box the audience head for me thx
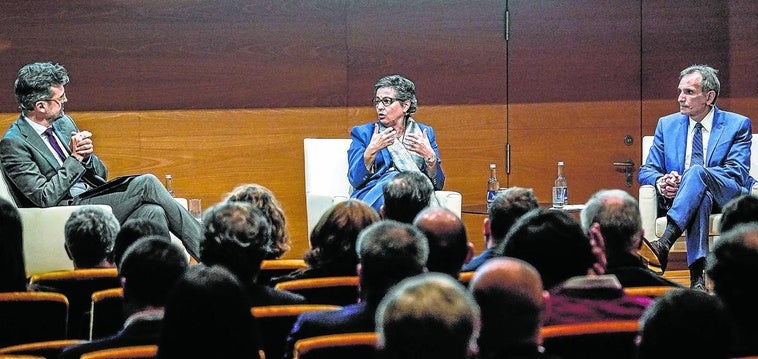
[495,208,595,289]
[376,273,480,359]
[637,289,733,359]
[581,189,642,261]
[718,194,758,233]
[469,257,546,357]
[64,206,120,268]
[487,187,538,247]
[304,200,379,273]
[157,264,259,359]
[374,74,418,116]
[381,171,434,223]
[413,207,470,277]
[14,62,69,113]
[119,236,188,315]
[0,198,26,292]
[113,218,169,269]
[201,201,271,286]
[356,220,429,304]
[226,183,290,258]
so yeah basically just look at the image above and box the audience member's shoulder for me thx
[250,284,306,306]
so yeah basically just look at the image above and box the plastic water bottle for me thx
[487,163,499,204]
[164,174,175,197]
[552,162,568,208]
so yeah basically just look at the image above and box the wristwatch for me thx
[425,155,436,164]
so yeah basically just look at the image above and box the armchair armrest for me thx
[639,185,658,240]
[435,190,462,218]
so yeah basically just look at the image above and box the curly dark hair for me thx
[226,184,290,258]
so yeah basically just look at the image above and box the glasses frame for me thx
[372,96,403,107]
[41,92,67,105]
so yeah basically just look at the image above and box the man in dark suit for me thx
[639,65,753,289]
[282,220,429,359]
[0,62,202,258]
[580,189,681,288]
[59,236,188,359]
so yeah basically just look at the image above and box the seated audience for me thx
[271,199,379,285]
[414,207,473,278]
[718,194,758,233]
[59,237,188,359]
[637,289,733,359]
[157,264,261,359]
[469,257,555,359]
[283,220,429,359]
[201,201,304,305]
[226,183,291,259]
[112,218,169,268]
[463,187,538,272]
[376,273,480,359]
[495,209,651,325]
[581,189,680,287]
[64,206,120,268]
[0,197,26,292]
[706,223,758,356]
[381,171,434,223]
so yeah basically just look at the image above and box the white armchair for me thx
[303,138,462,234]
[639,135,758,254]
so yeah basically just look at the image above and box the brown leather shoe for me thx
[640,237,669,272]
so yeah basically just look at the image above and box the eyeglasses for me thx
[372,97,402,107]
[43,93,67,104]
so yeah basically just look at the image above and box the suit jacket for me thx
[347,121,445,210]
[1,115,108,207]
[58,316,161,359]
[283,302,375,359]
[638,106,752,207]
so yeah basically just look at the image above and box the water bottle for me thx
[487,163,499,204]
[552,162,568,208]
[165,174,175,197]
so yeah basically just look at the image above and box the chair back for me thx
[79,345,157,359]
[0,339,85,359]
[293,332,378,359]
[29,268,120,339]
[258,259,309,285]
[89,288,125,340]
[0,169,18,205]
[0,292,69,347]
[540,320,639,359]
[623,286,678,298]
[252,304,342,359]
[303,138,353,198]
[274,276,360,306]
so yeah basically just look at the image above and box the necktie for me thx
[691,123,704,166]
[43,127,68,161]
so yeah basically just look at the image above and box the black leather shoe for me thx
[646,239,669,273]
[691,276,706,291]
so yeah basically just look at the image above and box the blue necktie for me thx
[691,123,704,167]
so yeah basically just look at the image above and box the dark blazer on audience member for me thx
[248,284,306,306]
[58,315,161,359]
[282,302,375,359]
[605,254,682,288]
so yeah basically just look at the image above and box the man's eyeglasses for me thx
[43,93,67,104]
[372,97,402,107]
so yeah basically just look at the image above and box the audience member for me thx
[381,170,434,223]
[283,220,429,359]
[64,206,120,269]
[637,289,733,359]
[495,209,651,325]
[226,183,291,259]
[469,257,556,359]
[463,187,538,272]
[271,199,379,285]
[376,272,480,359]
[414,206,473,278]
[59,237,188,359]
[581,189,680,287]
[0,197,26,292]
[112,218,169,269]
[201,201,304,305]
[706,223,758,356]
[718,194,758,233]
[157,264,261,359]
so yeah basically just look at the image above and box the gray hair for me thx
[15,62,70,112]
[680,65,720,104]
[374,75,418,116]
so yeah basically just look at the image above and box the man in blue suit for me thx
[639,65,752,290]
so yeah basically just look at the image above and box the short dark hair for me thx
[15,62,69,112]
[706,223,758,311]
[488,187,538,244]
[0,197,26,292]
[414,207,468,277]
[119,236,187,313]
[638,289,733,359]
[495,209,594,289]
[718,194,758,233]
[356,220,428,304]
[581,189,641,258]
[382,171,434,223]
[64,206,120,268]
[113,218,169,269]
[200,201,270,286]
[374,74,418,115]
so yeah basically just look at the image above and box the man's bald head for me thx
[414,207,469,277]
